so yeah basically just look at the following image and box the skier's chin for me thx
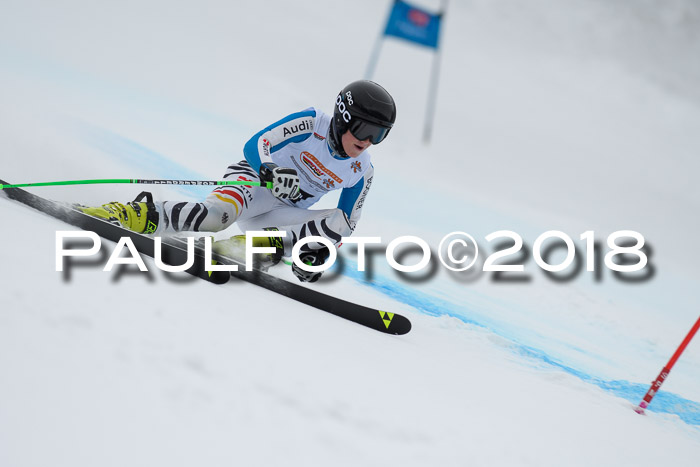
[347,144,367,158]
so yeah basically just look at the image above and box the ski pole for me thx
[634,315,700,414]
[0,178,273,190]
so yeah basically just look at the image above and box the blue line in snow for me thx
[340,262,700,427]
[75,123,213,199]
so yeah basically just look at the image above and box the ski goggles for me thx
[348,119,392,145]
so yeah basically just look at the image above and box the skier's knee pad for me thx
[282,209,351,253]
[200,200,238,232]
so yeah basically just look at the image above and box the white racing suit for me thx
[154,107,374,255]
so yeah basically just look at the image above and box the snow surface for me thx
[1,0,700,465]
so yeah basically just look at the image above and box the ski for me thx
[0,180,230,284]
[1,180,412,335]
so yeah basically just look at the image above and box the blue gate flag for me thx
[384,0,442,49]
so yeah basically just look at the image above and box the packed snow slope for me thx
[1,0,700,466]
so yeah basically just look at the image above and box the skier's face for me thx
[342,130,372,158]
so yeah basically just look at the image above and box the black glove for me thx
[259,163,301,201]
[292,246,331,283]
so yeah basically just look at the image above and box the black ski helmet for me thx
[329,80,397,157]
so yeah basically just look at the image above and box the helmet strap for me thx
[328,119,348,158]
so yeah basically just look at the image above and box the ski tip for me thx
[393,317,412,335]
[379,310,412,335]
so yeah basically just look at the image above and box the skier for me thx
[80,80,397,282]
